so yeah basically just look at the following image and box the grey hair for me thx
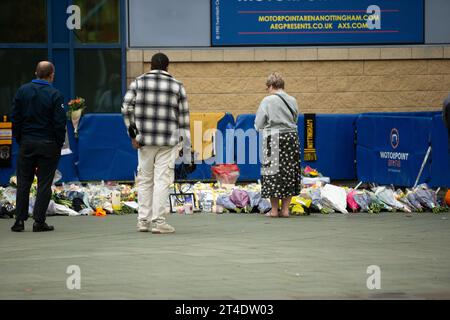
[266,72,285,89]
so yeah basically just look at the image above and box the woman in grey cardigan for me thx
[255,72,301,218]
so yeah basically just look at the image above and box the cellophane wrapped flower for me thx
[67,97,86,138]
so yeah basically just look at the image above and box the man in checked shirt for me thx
[122,53,191,234]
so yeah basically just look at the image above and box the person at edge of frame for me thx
[10,61,66,233]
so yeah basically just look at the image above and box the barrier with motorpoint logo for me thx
[356,115,433,187]
[1,112,448,187]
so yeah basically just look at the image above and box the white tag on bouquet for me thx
[61,128,72,155]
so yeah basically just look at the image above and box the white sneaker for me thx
[151,222,175,234]
[137,220,150,232]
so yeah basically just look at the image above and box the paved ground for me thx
[1,212,450,300]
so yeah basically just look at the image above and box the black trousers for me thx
[15,140,61,223]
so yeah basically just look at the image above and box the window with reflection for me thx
[75,49,122,113]
[0,50,48,117]
[73,0,120,43]
[0,0,47,43]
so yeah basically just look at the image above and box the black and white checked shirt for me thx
[122,70,191,149]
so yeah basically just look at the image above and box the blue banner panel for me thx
[356,115,432,187]
[233,114,262,181]
[185,163,213,181]
[299,114,357,180]
[234,114,357,181]
[211,113,236,166]
[185,113,236,180]
[0,137,79,186]
[0,141,18,186]
[361,111,441,118]
[430,115,450,188]
[58,153,79,182]
[59,120,80,182]
[77,114,137,181]
[212,0,424,46]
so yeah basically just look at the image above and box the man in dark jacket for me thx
[10,61,66,232]
[444,94,450,151]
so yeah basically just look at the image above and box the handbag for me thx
[274,93,297,123]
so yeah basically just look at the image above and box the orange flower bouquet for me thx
[68,97,86,138]
[94,207,107,217]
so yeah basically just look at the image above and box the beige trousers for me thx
[137,145,177,224]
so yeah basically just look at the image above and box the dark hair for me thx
[36,61,55,79]
[151,53,169,71]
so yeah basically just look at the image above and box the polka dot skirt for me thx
[261,131,301,199]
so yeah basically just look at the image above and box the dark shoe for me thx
[33,222,54,232]
[11,220,25,232]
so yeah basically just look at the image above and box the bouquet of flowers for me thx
[68,97,86,138]
[301,166,322,177]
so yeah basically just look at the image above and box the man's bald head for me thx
[35,61,55,81]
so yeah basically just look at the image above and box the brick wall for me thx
[127,47,450,117]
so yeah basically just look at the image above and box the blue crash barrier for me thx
[0,140,18,186]
[59,123,80,182]
[356,115,433,187]
[360,111,442,118]
[76,113,235,182]
[2,112,449,187]
[0,113,236,184]
[233,114,262,181]
[298,114,357,180]
[77,114,137,181]
[184,113,235,180]
[233,114,358,181]
[0,122,79,186]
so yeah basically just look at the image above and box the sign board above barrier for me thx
[212,0,424,46]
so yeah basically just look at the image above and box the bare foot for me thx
[267,210,279,218]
